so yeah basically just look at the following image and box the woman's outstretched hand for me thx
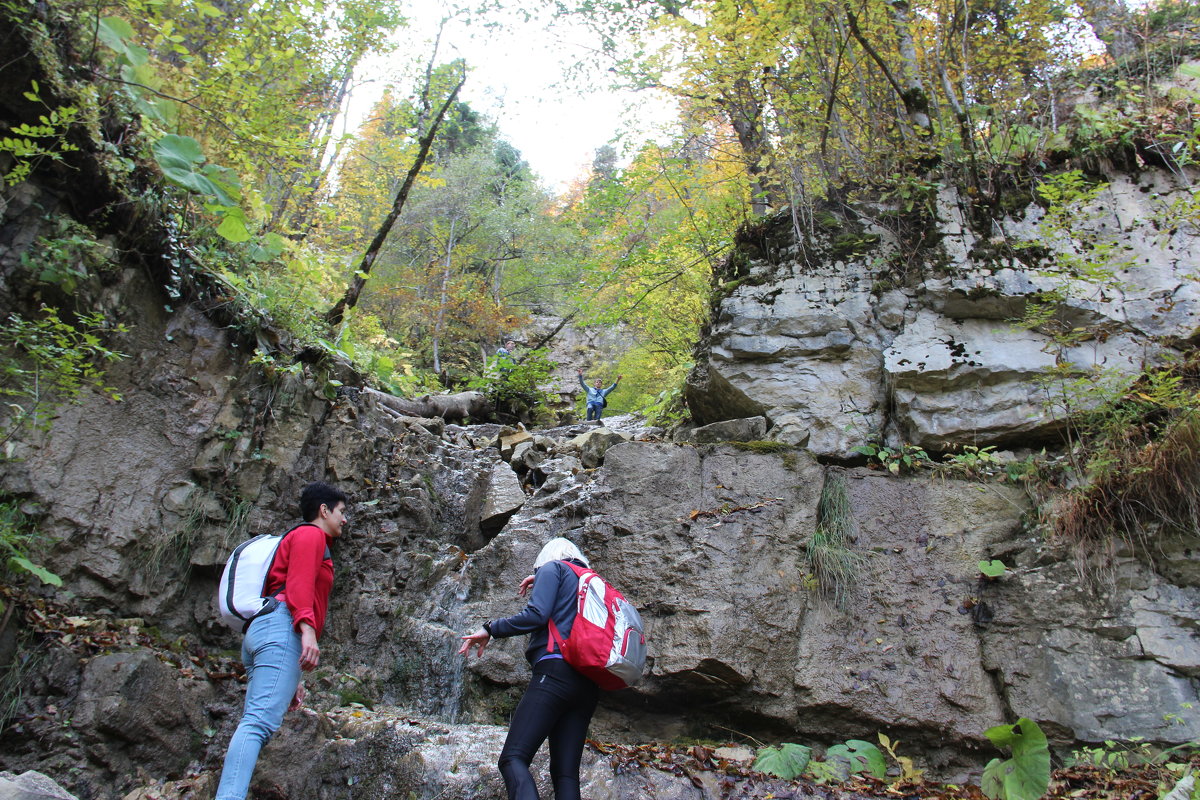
[517,574,535,596]
[458,628,491,657]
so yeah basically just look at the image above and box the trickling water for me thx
[416,554,472,723]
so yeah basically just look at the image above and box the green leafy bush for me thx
[853,441,930,474]
[1069,738,1154,772]
[0,306,127,445]
[0,82,79,186]
[152,134,250,243]
[19,220,109,293]
[469,347,557,420]
[641,382,688,427]
[753,738,886,784]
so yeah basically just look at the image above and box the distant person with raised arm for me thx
[576,368,621,422]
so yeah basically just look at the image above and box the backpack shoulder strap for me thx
[545,560,590,653]
[261,523,311,596]
[557,559,591,578]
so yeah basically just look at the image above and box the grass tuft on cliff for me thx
[806,471,866,608]
[1051,354,1200,553]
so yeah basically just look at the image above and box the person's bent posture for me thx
[214,481,348,800]
[459,538,599,800]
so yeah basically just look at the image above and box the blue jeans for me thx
[586,403,603,421]
[215,604,302,800]
[498,658,599,800]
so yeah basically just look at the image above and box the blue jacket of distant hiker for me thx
[579,375,618,407]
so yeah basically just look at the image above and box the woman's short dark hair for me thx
[299,481,348,522]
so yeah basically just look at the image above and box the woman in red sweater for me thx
[214,481,348,800]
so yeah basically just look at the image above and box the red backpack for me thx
[547,561,647,690]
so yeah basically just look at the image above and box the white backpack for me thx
[216,529,293,631]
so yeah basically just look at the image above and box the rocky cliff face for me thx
[0,244,1196,799]
[685,149,1200,457]
[2,37,1198,799]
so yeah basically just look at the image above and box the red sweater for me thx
[264,523,334,637]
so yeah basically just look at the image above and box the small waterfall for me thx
[409,553,472,722]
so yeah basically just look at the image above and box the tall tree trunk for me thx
[844,2,934,139]
[432,215,457,375]
[887,0,932,135]
[277,67,356,234]
[721,78,780,215]
[324,73,465,327]
[288,132,347,239]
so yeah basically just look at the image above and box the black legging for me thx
[498,658,600,800]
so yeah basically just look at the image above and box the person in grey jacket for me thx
[458,538,599,800]
[576,368,621,421]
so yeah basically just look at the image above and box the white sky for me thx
[341,3,678,193]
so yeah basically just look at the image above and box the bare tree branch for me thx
[324,70,466,327]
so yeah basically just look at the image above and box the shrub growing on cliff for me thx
[0,307,127,448]
[0,501,61,605]
[1048,354,1200,554]
[854,441,930,475]
[1054,406,1200,547]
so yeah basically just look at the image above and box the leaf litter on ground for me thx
[587,740,1200,800]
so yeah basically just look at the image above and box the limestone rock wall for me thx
[686,163,1200,457]
[453,445,1199,757]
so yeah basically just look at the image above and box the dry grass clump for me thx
[1053,404,1200,546]
[806,470,867,608]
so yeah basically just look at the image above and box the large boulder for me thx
[569,428,630,468]
[683,416,769,443]
[688,167,1200,457]
[0,771,78,800]
[419,391,491,424]
[479,462,525,536]
[71,650,215,783]
[495,427,534,460]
